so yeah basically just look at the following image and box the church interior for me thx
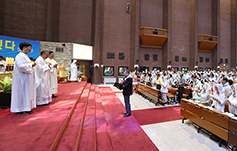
[0,0,237,151]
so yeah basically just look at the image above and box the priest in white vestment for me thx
[45,51,58,98]
[11,42,36,114]
[35,51,52,105]
[70,60,78,81]
[29,57,37,109]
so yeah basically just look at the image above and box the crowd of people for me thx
[130,69,237,116]
[10,42,58,114]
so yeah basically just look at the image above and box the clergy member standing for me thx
[11,42,36,114]
[35,51,52,105]
[45,51,58,98]
[70,60,78,81]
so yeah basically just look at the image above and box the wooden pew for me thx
[229,117,237,147]
[167,87,178,104]
[180,99,237,147]
[136,83,166,105]
[183,87,191,99]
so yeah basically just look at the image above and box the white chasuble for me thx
[35,56,52,105]
[45,58,58,94]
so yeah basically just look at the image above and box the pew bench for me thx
[137,83,166,105]
[181,99,237,148]
[167,87,178,104]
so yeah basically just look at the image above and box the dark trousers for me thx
[157,85,162,99]
[178,86,184,103]
[124,95,131,114]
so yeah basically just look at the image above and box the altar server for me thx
[45,51,58,98]
[35,51,52,105]
[11,42,36,114]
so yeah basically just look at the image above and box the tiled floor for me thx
[99,84,229,151]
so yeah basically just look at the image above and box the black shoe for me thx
[52,94,57,98]
[122,113,127,115]
[124,113,131,117]
[16,111,31,115]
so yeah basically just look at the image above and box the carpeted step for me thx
[95,86,113,151]
[56,83,92,151]
[99,87,159,151]
[76,84,96,151]
[0,82,87,151]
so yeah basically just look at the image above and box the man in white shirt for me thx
[45,51,58,98]
[35,51,52,105]
[11,42,36,114]
[0,56,6,73]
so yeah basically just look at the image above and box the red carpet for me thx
[0,108,12,120]
[0,82,87,151]
[99,87,159,151]
[132,106,183,126]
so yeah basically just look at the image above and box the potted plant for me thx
[77,74,82,82]
[0,76,12,109]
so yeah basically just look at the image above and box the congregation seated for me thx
[116,67,237,116]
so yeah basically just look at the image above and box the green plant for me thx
[77,74,82,79]
[0,76,12,93]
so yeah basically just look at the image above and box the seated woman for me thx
[226,84,237,116]
[160,77,168,103]
[198,82,211,105]
[209,84,225,112]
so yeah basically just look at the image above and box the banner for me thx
[0,35,40,58]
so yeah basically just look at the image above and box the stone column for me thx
[231,0,237,69]
[92,0,104,84]
[212,0,220,69]
[162,0,172,70]
[189,0,198,70]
